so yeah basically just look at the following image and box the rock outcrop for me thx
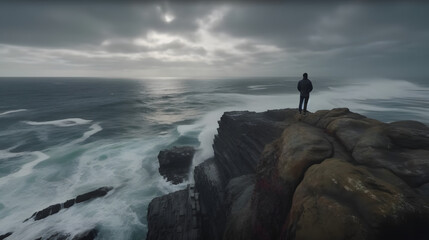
[194,109,295,240]
[146,185,201,240]
[0,232,12,240]
[1,228,98,240]
[158,146,195,184]
[34,228,98,240]
[147,108,429,240]
[2,187,111,240]
[24,186,113,222]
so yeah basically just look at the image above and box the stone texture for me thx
[194,158,226,240]
[0,232,12,240]
[24,186,113,222]
[33,228,97,240]
[72,229,98,240]
[212,109,294,183]
[147,108,429,240]
[146,185,201,240]
[223,175,255,240]
[284,158,429,240]
[158,146,195,184]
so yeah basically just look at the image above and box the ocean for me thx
[0,77,428,239]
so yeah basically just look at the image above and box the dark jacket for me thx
[297,78,313,97]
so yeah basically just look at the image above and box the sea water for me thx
[0,77,428,239]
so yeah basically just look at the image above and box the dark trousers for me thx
[299,95,309,113]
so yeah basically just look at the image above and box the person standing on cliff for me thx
[297,73,313,115]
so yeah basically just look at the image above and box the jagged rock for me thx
[72,229,98,240]
[147,108,429,240]
[158,146,195,184]
[223,175,255,240]
[63,199,75,208]
[45,233,69,240]
[224,174,254,216]
[0,232,12,240]
[197,109,295,240]
[75,186,113,203]
[25,186,113,222]
[146,185,201,240]
[212,109,294,183]
[34,228,97,240]
[194,158,226,240]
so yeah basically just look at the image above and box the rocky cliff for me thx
[147,108,429,240]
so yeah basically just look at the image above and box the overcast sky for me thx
[0,1,428,79]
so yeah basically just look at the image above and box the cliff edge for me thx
[147,108,429,240]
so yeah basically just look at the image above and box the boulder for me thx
[158,146,195,184]
[284,158,429,240]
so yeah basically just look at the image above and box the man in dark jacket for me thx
[297,73,313,114]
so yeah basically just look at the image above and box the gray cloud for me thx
[0,1,428,78]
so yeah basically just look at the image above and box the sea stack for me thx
[158,146,196,184]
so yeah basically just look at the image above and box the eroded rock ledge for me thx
[147,108,429,240]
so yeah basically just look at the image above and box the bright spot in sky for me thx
[164,14,175,23]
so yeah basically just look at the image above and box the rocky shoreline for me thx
[147,108,429,240]
[1,187,113,240]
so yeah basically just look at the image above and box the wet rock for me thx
[34,203,61,220]
[0,232,12,240]
[224,174,254,216]
[75,186,113,203]
[223,175,254,240]
[198,109,294,240]
[158,146,195,184]
[147,108,429,240]
[212,110,293,182]
[25,186,113,222]
[146,185,201,240]
[45,233,69,240]
[72,229,98,240]
[63,199,75,208]
[34,228,97,240]
[194,158,227,240]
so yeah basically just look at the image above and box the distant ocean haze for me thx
[0,76,428,239]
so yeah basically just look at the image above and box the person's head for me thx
[303,73,308,79]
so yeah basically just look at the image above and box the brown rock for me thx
[285,158,429,240]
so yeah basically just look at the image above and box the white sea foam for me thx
[23,118,92,127]
[0,150,49,182]
[0,136,168,240]
[0,109,27,116]
[248,85,268,90]
[311,79,429,118]
[68,123,102,145]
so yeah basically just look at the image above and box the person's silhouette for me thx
[297,73,313,115]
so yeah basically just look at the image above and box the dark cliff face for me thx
[147,108,429,240]
[195,109,297,240]
[212,110,296,182]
